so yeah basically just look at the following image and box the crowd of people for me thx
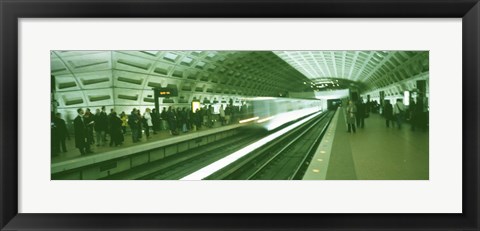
[51,104,244,156]
[383,96,429,131]
[345,96,428,133]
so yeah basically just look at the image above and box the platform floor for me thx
[325,108,429,180]
[52,120,232,164]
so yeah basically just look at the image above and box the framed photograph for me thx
[1,0,479,230]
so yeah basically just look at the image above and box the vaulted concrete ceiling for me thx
[51,50,428,110]
[51,51,311,109]
[273,51,429,93]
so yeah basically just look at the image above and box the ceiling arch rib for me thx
[51,51,312,110]
[51,50,429,111]
[272,51,428,93]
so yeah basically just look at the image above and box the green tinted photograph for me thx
[50,51,429,180]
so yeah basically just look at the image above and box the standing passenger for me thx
[346,100,357,133]
[160,107,168,131]
[74,108,93,155]
[136,109,143,139]
[109,111,123,146]
[356,100,365,128]
[120,111,128,134]
[219,105,225,126]
[183,108,190,132]
[195,108,202,129]
[143,108,154,139]
[54,113,69,153]
[206,105,213,128]
[94,108,107,146]
[84,108,95,145]
[393,98,406,129]
[151,108,160,133]
[128,109,140,143]
[167,106,177,135]
[383,100,394,128]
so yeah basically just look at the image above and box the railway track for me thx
[101,129,266,180]
[206,111,334,180]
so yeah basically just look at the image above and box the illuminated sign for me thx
[159,91,172,95]
[155,87,178,97]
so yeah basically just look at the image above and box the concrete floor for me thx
[326,109,429,180]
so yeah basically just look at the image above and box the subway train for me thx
[240,97,322,131]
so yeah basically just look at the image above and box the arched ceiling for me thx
[51,51,311,109]
[273,51,429,92]
[51,50,428,110]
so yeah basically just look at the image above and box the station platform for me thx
[304,107,429,180]
[51,121,248,179]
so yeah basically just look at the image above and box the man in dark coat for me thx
[151,108,160,133]
[74,108,93,155]
[54,112,69,153]
[356,100,366,128]
[167,106,177,135]
[160,107,168,130]
[108,111,124,146]
[128,109,140,143]
[383,100,394,128]
[94,108,108,146]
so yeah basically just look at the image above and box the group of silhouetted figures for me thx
[142,104,239,138]
[51,104,248,156]
[383,97,429,131]
[345,99,371,133]
[51,106,126,156]
[344,97,428,133]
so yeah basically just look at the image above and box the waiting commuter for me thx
[74,108,93,155]
[416,93,428,132]
[393,98,406,129]
[225,105,232,125]
[128,109,140,143]
[383,100,394,128]
[206,105,214,128]
[160,107,168,131]
[408,100,418,131]
[167,106,178,135]
[177,108,184,132]
[151,108,160,132]
[346,100,357,133]
[219,105,226,125]
[195,108,202,129]
[120,111,128,134]
[184,107,192,132]
[51,113,58,156]
[143,108,155,139]
[53,112,69,153]
[84,108,95,145]
[94,108,108,146]
[182,107,191,132]
[108,111,124,147]
[105,107,115,142]
[355,100,366,128]
[136,109,143,139]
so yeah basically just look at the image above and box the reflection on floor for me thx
[326,109,429,180]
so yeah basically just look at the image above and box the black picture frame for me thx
[1,0,479,230]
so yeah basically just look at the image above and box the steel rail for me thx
[246,112,332,180]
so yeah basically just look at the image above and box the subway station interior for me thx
[50,51,429,180]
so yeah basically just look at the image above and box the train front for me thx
[239,97,323,131]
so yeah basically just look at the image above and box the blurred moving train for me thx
[239,97,323,131]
